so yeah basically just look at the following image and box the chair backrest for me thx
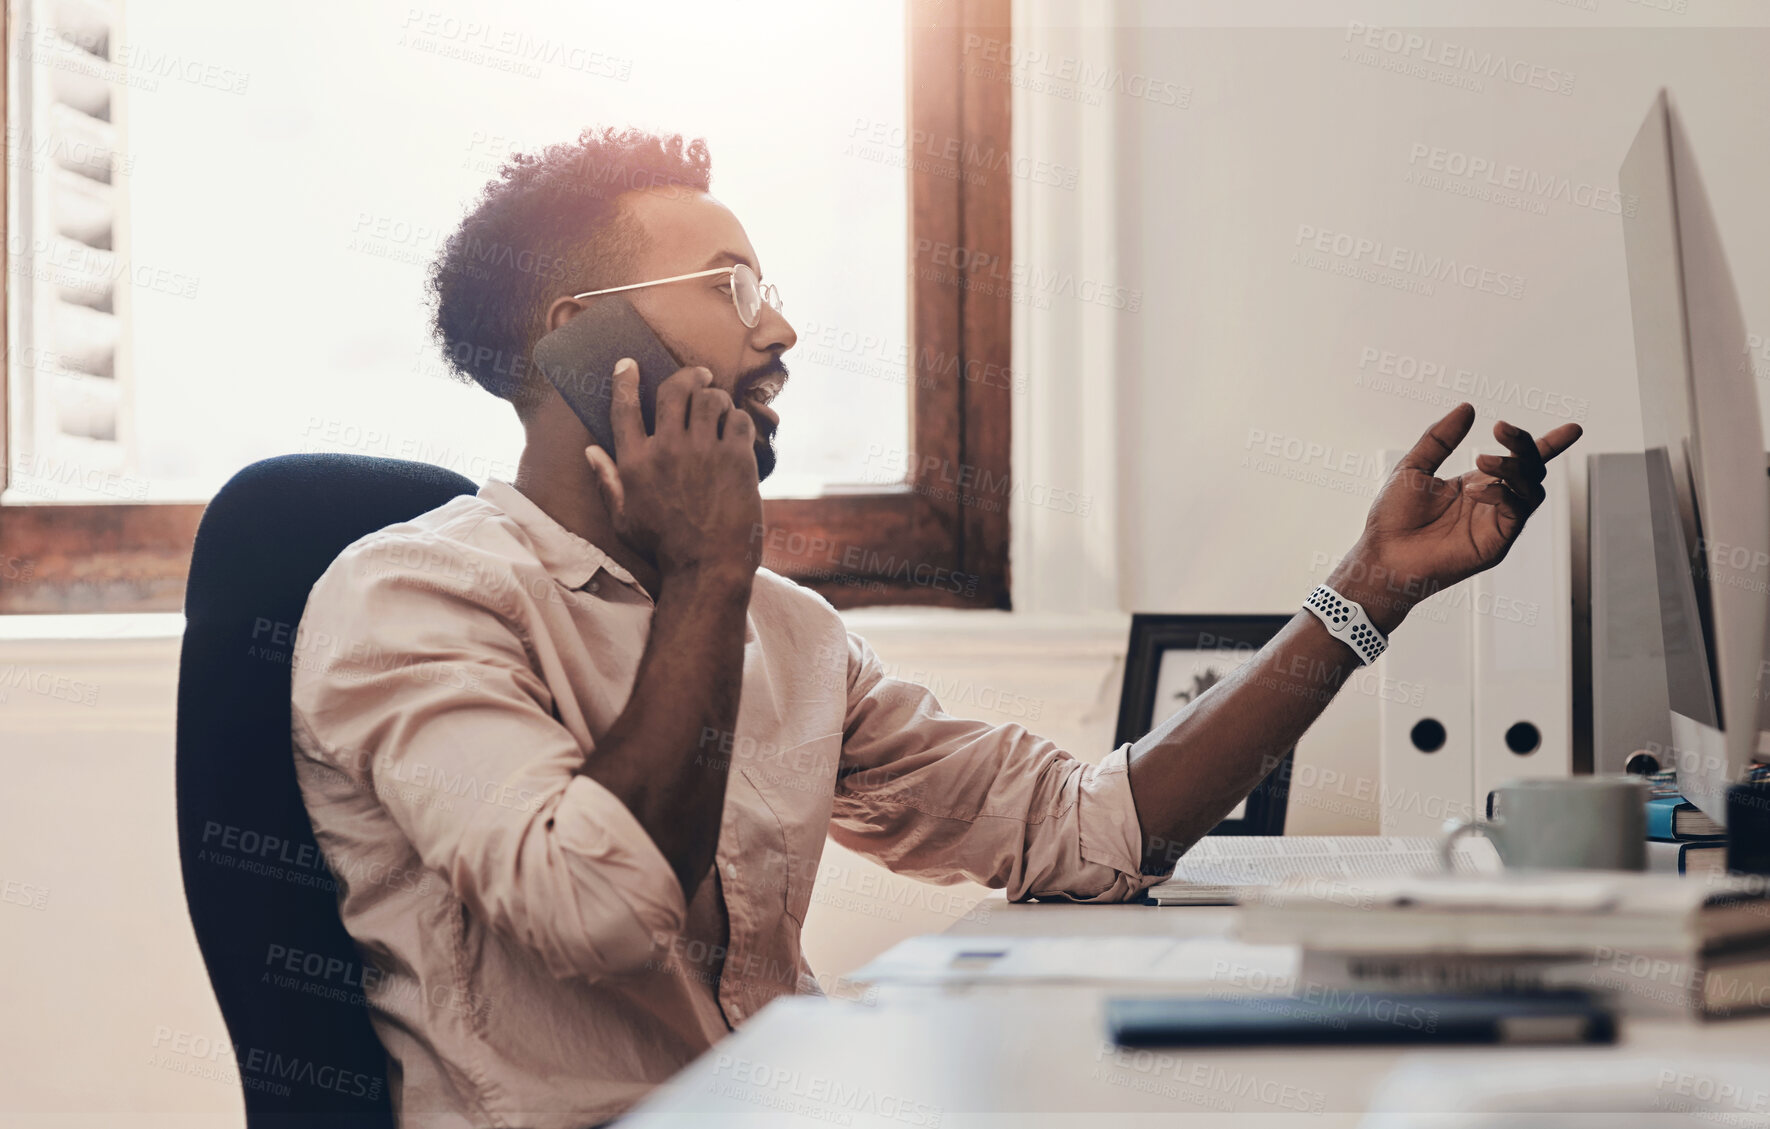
[175,454,477,1129]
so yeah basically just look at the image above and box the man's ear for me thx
[545,296,586,334]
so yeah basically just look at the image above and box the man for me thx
[291,126,1581,1128]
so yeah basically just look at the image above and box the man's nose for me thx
[752,303,796,354]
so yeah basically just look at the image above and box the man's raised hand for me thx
[1329,402,1583,632]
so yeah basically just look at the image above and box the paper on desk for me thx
[1147,835,1502,903]
[1361,1053,1770,1127]
[849,934,1299,988]
[1360,873,1623,912]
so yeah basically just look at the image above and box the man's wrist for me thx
[659,561,755,607]
[1323,549,1418,637]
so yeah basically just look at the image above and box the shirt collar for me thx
[478,478,640,593]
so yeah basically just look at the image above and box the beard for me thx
[652,320,784,483]
[737,359,787,482]
[754,430,777,482]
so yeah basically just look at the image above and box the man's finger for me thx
[656,366,714,433]
[1493,420,1547,483]
[689,387,735,440]
[607,359,646,456]
[1466,478,1509,506]
[1467,475,1532,534]
[1535,421,1584,463]
[1465,467,1536,520]
[1474,453,1546,503]
[723,413,760,477]
[1473,455,1540,502]
[1396,402,1476,476]
[584,445,625,518]
[724,408,756,444]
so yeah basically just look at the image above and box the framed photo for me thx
[1113,613,1296,837]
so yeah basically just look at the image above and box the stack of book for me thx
[1642,763,1770,875]
[1646,791,1727,876]
[1237,870,1770,1019]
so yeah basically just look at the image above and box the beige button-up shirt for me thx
[290,478,1158,1128]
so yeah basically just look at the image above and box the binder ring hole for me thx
[1410,718,1447,753]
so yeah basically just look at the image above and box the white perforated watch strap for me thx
[1303,584,1388,665]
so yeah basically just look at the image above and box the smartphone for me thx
[1105,990,1616,1046]
[532,296,682,458]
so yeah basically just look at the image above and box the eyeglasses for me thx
[571,262,783,329]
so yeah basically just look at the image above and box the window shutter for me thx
[8,0,132,497]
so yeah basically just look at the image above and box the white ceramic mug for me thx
[1439,776,1649,871]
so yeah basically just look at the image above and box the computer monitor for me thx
[1619,90,1770,825]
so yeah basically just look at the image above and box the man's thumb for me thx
[584,446,625,518]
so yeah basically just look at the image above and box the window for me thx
[1,0,1010,613]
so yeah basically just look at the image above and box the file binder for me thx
[1376,451,1573,830]
[1377,448,1475,835]
[1471,458,1573,802]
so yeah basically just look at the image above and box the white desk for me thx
[616,894,1770,1126]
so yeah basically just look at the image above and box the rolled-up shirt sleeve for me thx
[830,630,1165,903]
[290,536,687,981]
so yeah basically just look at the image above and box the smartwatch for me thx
[1303,584,1388,665]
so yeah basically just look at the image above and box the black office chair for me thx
[175,454,478,1129]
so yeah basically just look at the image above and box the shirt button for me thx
[725,862,738,879]
[587,579,600,593]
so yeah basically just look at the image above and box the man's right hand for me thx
[575,358,758,900]
[583,359,763,583]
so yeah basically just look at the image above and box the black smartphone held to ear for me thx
[532,296,682,458]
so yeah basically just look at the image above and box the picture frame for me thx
[1113,613,1297,838]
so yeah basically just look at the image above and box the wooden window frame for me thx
[0,0,1011,614]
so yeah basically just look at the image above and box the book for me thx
[1645,794,1726,840]
[1643,768,1684,799]
[1237,870,1770,956]
[1646,838,1727,876]
[1142,835,1502,906]
[1261,871,1770,1019]
[1299,946,1770,1019]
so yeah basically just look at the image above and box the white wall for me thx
[0,621,238,1126]
[1114,10,1770,610]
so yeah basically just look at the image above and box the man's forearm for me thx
[574,566,752,899]
[1124,555,1411,873]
